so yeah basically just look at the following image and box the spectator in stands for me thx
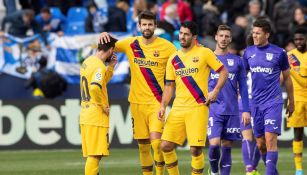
[105,2,127,32]
[85,2,108,33]
[35,7,65,36]
[147,1,159,17]
[160,0,193,22]
[1,9,48,46]
[116,0,135,33]
[289,7,307,36]
[245,0,266,37]
[19,0,42,14]
[273,0,299,46]
[157,4,180,37]
[23,40,43,72]
[132,0,147,21]
[3,0,17,15]
[231,16,248,51]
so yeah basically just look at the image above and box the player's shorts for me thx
[80,124,109,157]
[239,110,253,131]
[251,103,283,138]
[207,113,242,141]
[287,101,307,127]
[130,103,163,139]
[162,105,208,147]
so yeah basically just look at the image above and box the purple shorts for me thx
[251,103,283,138]
[207,112,242,141]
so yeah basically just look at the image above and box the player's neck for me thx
[181,42,195,53]
[257,41,269,48]
[141,35,157,45]
[214,47,228,55]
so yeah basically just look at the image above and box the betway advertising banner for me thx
[0,99,306,150]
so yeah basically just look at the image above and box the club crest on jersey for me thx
[266,53,273,61]
[192,57,199,63]
[227,59,234,66]
[153,50,159,57]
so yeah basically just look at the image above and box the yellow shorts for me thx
[80,124,109,157]
[130,103,164,139]
[161,105,208,147]
[287,101,307,127]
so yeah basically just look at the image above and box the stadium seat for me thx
[67,7,88,22]
[50,7,65,18]
[65,22,86,35]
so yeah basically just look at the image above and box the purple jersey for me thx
[243,44,289,105]
[209,53,247,115]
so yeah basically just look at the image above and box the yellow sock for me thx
[139,144,153,175]
[163,150,179,175]
[151,139,165,175]
[85,156,100,175]
[191,153,204,175]
[293,141,303,170]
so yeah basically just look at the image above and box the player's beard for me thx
[105,54,113,63]
[297,44,307,52]
[142,29,154,39]
[180,39,192,48]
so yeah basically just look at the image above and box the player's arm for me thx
[105,53,118,83]
[158,81,175,121]
[242,49,250,74]
[99,32,128,52]
[289,69,307,88]
[238,59,251,126]
[283,69,295,117]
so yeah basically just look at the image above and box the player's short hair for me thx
[294,28,307,35]
[138,10,157,25]
[97,36,118,52]
[253,18,272,34]
[181,21,198,36]
[249,0,261,6]
[217,25,231,33]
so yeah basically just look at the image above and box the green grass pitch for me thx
[0,148,306,175]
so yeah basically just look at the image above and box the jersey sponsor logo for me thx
[210,73,235,80]
[175,67,199,77]
[95,72,102,81]
[250,66,273,74]
[134,58,158,67]
[226,128,240,133]
[227,59,234,66]
[266,53,273,61]
[265,119,276,125]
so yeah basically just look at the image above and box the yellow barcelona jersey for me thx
[115,36,176,105]
[288,48,307,102]
[166,45,224,107]
[79,55,114,127]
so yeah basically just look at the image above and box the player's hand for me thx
[109,53,118,67]
[241,112,251,126]
[286,101,294,118]
[99,32,111,44]
[158,107,166,121]
[104,106,110,116]
[205,90,218,106]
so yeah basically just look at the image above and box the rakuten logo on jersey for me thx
[210,73,235,80]
[250,66,273,74]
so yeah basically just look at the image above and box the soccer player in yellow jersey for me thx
[158,21,229,175]
[79,36,118,175]
[99,11,176,175]
[287,28,307,175]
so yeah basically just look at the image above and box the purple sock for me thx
[208,145,220,173]
[266,151,278,175]
[242,140,253,172]
[252,141,261,169]
[220,146,232,175]
[261,152,267,165]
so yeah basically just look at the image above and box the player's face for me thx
[215,30,232,49]
[139,19,156,39]
[179,27,195,48]
[293,33,307,52]
[252,27,269,46]
[105,48,114,63]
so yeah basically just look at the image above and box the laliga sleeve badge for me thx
[95,72,102,81]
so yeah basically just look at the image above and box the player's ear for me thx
[265,32,270,39]
[215,34,218,41]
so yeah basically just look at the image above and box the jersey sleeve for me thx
[205,48,224,72]
[114,37,132,53]
[279,50,290,71]
[242,50,250,72]
[238,57,250,112]
[165,55,176,82]
[104,66,114,83]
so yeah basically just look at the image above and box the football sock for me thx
[191,152,204,175]
[293,141,303,170]
[163,150,179,175]
[139,143,153,175]
[151,139,165,175]
[208,145,220,173]
[85,156,100,175]
[220,146,232,175]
